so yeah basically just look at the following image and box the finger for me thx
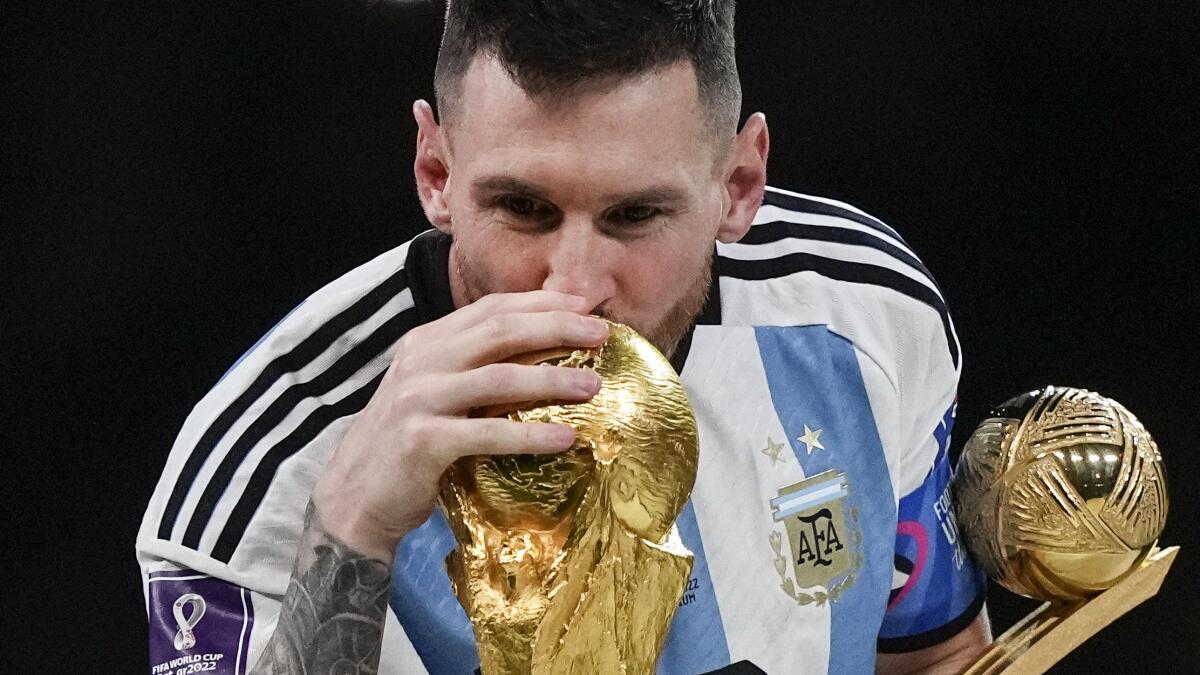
[395,293,598,374]
[444,311,609,370]
[444,290,593,331]
[430,362,602,415]
[438,417,578,457]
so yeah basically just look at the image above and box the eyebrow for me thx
[470,176,548,201]
[602,186,688,207]
[470,175,688,206]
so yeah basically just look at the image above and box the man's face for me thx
[424,56,756,354]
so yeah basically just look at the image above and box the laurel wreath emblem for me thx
[768,505,863,606]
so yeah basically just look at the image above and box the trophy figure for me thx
[439,322,699,675]
[952,386,1177,673]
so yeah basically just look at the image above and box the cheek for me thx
[617,238,709,308]
[458,227,547,293]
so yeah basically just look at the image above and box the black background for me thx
[6,0,1198,671]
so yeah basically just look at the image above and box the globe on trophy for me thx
[952,386,1177,673]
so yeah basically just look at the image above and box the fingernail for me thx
[543,424,576,447]
[582,318,608,339]
[575,370,602,395]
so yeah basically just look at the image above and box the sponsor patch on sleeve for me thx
[877,403,985,652]
[147,570,254,675]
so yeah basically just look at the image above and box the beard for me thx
[453,245,713,358]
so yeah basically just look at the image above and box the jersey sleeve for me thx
[136,242,424,674]
[877,402,986,652]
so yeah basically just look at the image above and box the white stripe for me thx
[237,588,250,675]
[683,327,831,674]
[140,240,416,551]
[719,273,959,507]
[146,574,210,583]
[198,347,396,556]
[764,185,901,237]
[772,484,847,518]
[171,286,415,545]
[751,203,917,257]
[718,237,943,300]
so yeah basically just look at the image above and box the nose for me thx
[540,222,618,313]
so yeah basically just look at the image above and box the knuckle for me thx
[475,292,504,313]
[391,385,419,415]
[518,422,538,447]
[482,314,515,344]
[402,415,437,451]
[479,420,499,448]
[400,323,427,348]
[479,362,518,390]
[390,341,421,376]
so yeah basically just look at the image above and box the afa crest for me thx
[768,470,863,605]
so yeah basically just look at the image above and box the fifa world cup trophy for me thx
[439,322,699,674]
[952,386,1177,673]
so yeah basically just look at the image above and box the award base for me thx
[965,546,1179,674]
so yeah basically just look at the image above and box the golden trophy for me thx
[952,386,1176,674]
[439,321,699,675]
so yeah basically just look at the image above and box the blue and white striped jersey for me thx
[138,187,984,675]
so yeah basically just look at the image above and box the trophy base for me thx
[965,546,1179,675]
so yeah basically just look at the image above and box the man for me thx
[139,1,989,673]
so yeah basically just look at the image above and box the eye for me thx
[497,194,555,221]
[610,205,663,225]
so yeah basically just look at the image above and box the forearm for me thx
[249,501,393,674]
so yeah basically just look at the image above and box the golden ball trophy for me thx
[953,386,1177,674]
[439,322,698,675]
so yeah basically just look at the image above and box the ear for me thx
[413,99,453,233]
[716,113,769,244]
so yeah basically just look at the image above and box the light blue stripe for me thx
[755,326,896,675]
[658,501,731,674]
[390,509,479,675]
[773,488,850,520]
[771,482,847,515]
[768,476,844,508]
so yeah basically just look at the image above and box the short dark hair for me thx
[434,0,740,137]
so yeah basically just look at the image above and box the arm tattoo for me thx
[250,501,392,675]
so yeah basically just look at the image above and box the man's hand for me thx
[249,290,608,673]
[314,289,609,559]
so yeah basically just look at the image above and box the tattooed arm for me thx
[249,502,392,675]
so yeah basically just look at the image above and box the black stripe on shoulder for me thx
[181,307,420,550]
[211,369,388,562]
[762,189,906,245]
[716,253,960,368]
[739,220,943,295]
[156,267,411,542]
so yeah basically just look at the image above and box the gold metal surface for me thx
[439,321,698,675]
[953,386,1167,601]
[953,386,1174,673]
[964,546,1178,675]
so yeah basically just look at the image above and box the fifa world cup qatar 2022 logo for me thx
[172,593,207,650]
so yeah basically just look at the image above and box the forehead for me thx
[446,56,714,196]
